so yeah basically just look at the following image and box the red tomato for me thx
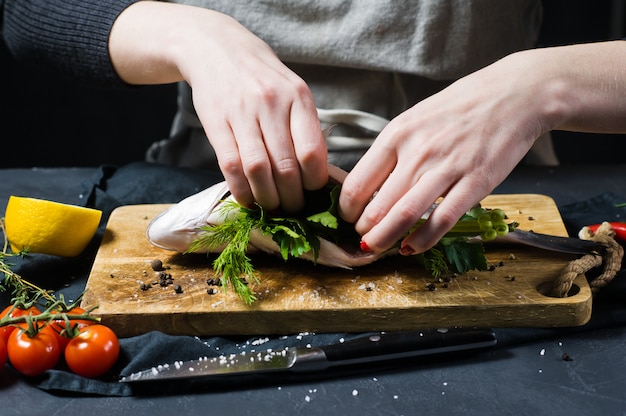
[0,305,40,343]
[65,324,119,378]
[7,325,60,377]
[49,307,92,350]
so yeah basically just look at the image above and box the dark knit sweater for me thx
[1,0,138,86]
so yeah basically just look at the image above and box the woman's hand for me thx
[340,41,626,255]
[109,1,328,212]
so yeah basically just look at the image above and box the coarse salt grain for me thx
[352,389,359,396]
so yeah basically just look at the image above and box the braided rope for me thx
[550,222,624,297]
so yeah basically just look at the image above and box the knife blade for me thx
[485,229,606,255]
[120,328,496,383]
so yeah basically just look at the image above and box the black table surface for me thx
[1,163,626,416]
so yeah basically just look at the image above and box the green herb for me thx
[187,186,346,304]
[188,186,517,304]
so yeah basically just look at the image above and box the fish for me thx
[146,165,604,269]
[146,165,398,269]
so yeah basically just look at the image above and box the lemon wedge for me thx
[4,196,102,257]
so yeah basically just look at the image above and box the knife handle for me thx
[318,328,496,367]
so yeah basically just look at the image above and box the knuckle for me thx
[241,154,270,179]
[291,77,311,99]
[272,156,300,178]
[355,201,387,235]
[248,80,280,106]
[217,151,243,177]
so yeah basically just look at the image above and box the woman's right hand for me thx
[109,1,328,213]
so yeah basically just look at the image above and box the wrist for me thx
[110,1,209,85]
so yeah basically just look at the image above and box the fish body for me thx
[146,177,397,269]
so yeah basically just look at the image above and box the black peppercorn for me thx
[150,259,164,271]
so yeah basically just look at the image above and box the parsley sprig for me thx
[187,186,517,304]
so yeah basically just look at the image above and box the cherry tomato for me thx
[7,325,60,377]
[65,324,119,378]
[49,307,92,350]
[0,305,40,343]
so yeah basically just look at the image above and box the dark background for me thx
[1,1,625,167]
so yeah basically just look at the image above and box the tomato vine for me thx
[0,217,119,378]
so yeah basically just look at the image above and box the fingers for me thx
[248,75,327,212]
[347,166,485,256]
[350,167,456,254]
[196,62,327,213]
[399,180,484,254]
[217,95,326,213]
[338,138,397,224]
[180,13,328,213]
[289,96,328,192]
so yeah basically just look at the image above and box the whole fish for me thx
[146,166,397,269]
[146,167,603,268]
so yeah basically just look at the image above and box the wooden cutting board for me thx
[81,194,592,337]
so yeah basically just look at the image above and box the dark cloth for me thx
[1,162,625,396]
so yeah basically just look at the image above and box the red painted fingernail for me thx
[360,240,371,253]
[399,245,416,256]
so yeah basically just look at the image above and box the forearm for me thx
[109,1,244,86]
[516,40,626,134]
[2,0,139,86]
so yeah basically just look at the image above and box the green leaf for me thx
[306,186,340,229]
[306,211,338,229]
[441,239,488,273]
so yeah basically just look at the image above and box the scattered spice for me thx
[174,285,183,294]
[207,278,222,287]
[158,271,174,287]
[140,283,151,291]
[562,353,573,361]
[150,259,164,271]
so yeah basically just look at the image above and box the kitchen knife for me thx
[500,229,606,255]
[120,327,496,383]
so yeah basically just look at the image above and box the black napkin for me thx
[2,163,625,396]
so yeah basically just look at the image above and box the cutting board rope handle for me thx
[551,222,623,297]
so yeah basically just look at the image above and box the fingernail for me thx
[399,245,416,256]
[359,240,372,253]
